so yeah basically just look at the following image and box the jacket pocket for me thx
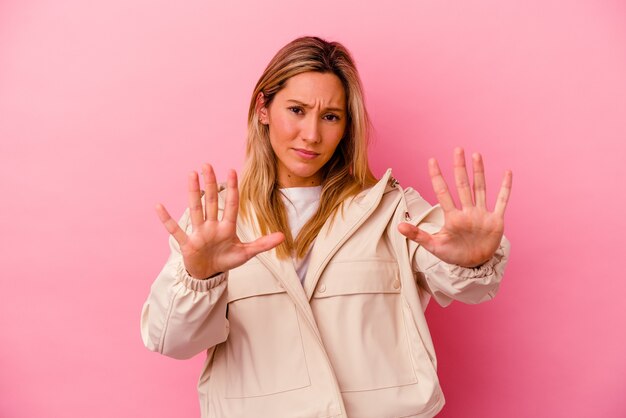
[311,260,418,392]
[224,261,311,398]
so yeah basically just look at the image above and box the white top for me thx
[279,186,322,284]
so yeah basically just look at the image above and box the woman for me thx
[141,36,512,417]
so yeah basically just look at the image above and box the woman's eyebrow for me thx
[286,99,345,113]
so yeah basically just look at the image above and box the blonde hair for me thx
[240,36,377,259]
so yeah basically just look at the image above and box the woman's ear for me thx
[255,92,269,125]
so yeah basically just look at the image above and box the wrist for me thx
[186,269,222,280]
[457,256,491,269]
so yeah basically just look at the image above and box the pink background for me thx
[1,0,625,417]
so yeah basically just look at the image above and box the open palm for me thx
[155,164,284,279]
[398,148,512,268]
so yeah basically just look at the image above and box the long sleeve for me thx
[403,187,511,307]
[140,209,230,359]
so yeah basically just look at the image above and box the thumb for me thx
[243,232,285,258]
[398,223,434,249]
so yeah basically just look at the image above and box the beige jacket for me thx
[141,169,510,418]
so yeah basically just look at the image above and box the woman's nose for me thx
[300,114,321,143]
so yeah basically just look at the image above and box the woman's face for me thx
[259,71,347,188]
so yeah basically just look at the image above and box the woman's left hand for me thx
[398,148,512,268]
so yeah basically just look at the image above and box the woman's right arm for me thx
[140,211,230,359]
[140,164,284,360]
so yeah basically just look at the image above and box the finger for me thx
[187,171,204,229]
[494,170,513,217]
[222,169,239,226]
[472,152,487,209]
[155,203,188,245]
[428,158,456,213]
[243,232,285,258]
[453,147,474,208]
[202,164,218,221]
[397,223,435,251]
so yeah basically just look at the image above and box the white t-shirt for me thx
[279,186,322,284]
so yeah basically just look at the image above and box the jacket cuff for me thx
[447,256,498,280]
[176,262,228,292]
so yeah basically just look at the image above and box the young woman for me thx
[141,36,512,417]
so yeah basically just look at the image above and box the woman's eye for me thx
[288,106,303,115]
[324,114,340,121]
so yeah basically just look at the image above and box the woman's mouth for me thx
[293,148,320,160]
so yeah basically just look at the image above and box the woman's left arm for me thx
[398,148,512,305]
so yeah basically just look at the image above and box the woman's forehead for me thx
[276,72,346,109]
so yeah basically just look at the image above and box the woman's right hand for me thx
[155,163,285,279]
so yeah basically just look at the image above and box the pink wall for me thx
[1,0,624,416]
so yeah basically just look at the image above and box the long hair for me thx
[239,36,377,259]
